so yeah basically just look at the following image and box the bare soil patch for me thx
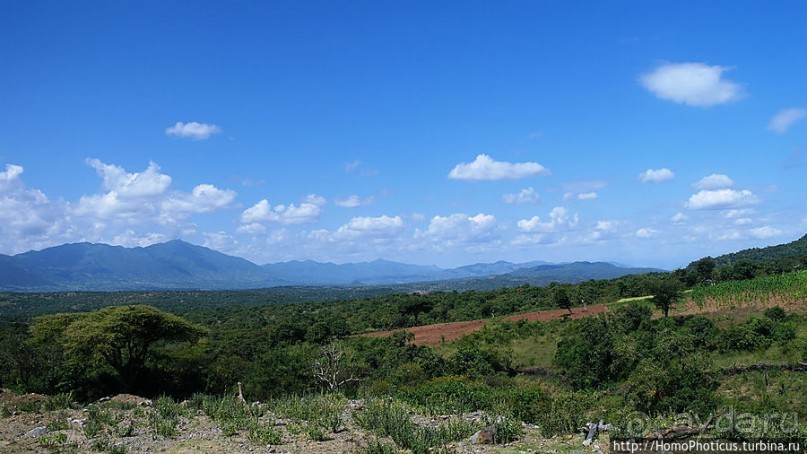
[364,304,609,346]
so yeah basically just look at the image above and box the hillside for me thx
[710,234,807,267]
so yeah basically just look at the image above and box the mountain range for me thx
[0,240,663,291]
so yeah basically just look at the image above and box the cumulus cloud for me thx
[638,168,675,183]
[240,195,325,225]
[585,220,620,242]
[110,231,168,248]
[75,159,236,226]
[671,213,688,223]
[418,213,498,247]
[87,159,171,197]
[334,195,374,208]
[686,189,759,210]
[334,215,404,239]
[636,228,658,239]
[165,121,222,140]
[768,108,807,133]
[596,220,618,231]
[639,62,743,107]
[448,154,549,181]
[750,226,782,239]
[517,207,579,233]
[0,166,55,234]
[502,187,540,205]
[0,159,244,255]
[0,164,24,186]
[162,184,236,214]
[693,174,734,190]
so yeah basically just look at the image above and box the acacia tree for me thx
[30,305,207,392]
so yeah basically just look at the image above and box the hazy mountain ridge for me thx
[0,240,662,291]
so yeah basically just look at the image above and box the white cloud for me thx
[639,62,743,107]
[87,158,171,197]
[334,195,374,208]
[502,187,540,205]
[693,174,734,190]
[240,196,324,225]
[517,207,579,233]
[165,121,222,140]
[419,212,498,246]
[686,189,759,210]
[236,222,267,235]
[671,212,688,223]
[734,218,754,226]
[636,228,658,239]
[0,164,24,186]
[448,154,549,181]
[334,215,404,239]
[110,230,168,248]
[724,209,754,219]
[596,220,618,231]
[0,163,68,254]
[750,226,782,239]
[565,191,597,201]
[768,108,807,133]
[638,168,675,183]
[75,159,236,226]
[302,194,327,206]
[162,184,236,214]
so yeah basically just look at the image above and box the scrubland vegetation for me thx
[1,239,806,451]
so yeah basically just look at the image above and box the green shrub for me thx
[400,376,494,415]
[43,392,74,411]
[271,393,346,434]
[764,306,788,322]
[536,391,594,437]
[354,398,476,454]
[247,420,282,445]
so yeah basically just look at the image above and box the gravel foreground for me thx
[0,389,605,453]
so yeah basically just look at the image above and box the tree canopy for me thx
[30,305,207,392]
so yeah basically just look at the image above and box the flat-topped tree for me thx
[30,305,207,393]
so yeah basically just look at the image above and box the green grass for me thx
[270,393,347,435]
[148,396,186,438]
[717,370,807,418]
[353,398,478,454]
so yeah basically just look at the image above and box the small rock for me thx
[70,418,87,427]
[469,425,497,444]
[25,426,48,438]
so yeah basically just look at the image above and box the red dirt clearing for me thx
[362,304,609,346]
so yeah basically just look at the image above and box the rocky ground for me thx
[0,389,606,453]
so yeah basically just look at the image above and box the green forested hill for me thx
[711,234,807,267]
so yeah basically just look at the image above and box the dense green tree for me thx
[399,297,434,325]
[688,257,716,284]
[30,305,207,392]
[551,286,573,314]
[650,277,682,317]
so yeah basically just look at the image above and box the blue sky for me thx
[1,1,805,269]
